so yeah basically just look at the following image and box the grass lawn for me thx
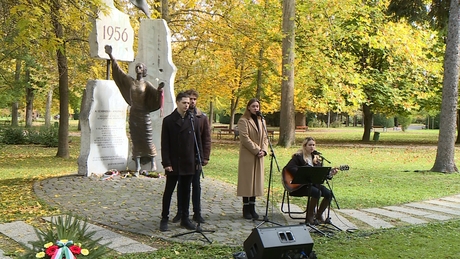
[1,125,460,258]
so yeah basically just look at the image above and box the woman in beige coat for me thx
[237,98,269,219]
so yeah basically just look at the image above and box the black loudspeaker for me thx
[243,225,314,259]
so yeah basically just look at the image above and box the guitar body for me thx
[282,165,349,193]
[282,168,302,192]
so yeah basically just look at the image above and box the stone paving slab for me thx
[362,208,427,224]
[425,199,460,210]
[278,203,358,231]
[384,206,452,221]
[0,221,38,249]
[441,196,460,203]
[328,211,359,231]
[338,209,394,229]
[405,202,460,216]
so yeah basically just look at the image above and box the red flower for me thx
[69,245,82,255]
[45,245,59,256]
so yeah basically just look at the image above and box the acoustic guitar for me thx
[282,165,349,192]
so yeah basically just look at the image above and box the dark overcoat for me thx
[161,109,202,176]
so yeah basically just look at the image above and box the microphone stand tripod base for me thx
[255,215,282,228]
[171,223,215,244]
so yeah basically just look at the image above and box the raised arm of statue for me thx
[105,45,132,105]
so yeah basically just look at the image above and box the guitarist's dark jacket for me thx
[283,153,322,193]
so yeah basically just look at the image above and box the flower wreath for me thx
[35,239,89,259]
[21,215,108,259]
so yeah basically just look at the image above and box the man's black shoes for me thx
[172,214,181,223]
[180,218,196,230]
[159,218,168,232]
[193,214,205,223]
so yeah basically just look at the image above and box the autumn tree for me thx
[387,0,458,172]
[294,0,364,126]
[170,0,282,129]
[431,0,459,172]
[5,0,107,158]
[328,0,439,141]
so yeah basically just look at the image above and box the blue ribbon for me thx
[51,240,74,259]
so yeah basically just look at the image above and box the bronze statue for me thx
[105,45,163,175]
[130,0,151,18]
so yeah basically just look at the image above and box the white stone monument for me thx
[78,81,129,176]
[79,0,176,176]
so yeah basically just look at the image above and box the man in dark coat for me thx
[172,89,211,224]
[159,92,204,231]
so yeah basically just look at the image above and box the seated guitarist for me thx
[283,137,338,225]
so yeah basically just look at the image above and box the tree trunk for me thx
[362,103,373,141]
[278,0,296,148]
[160,0,169,22]
[230,96,239,130]
[256,48,263,100]
[13,59,21,127]
[51,0,69,158]
[456,109,459,143]
[45,88,53,127]
[209,99,214,128]
[11,102,18,127]
[25,68,34,128]
[431,0,459,173]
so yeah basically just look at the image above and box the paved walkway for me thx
[1,174,460,257]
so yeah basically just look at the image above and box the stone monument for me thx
[78,0,176,176]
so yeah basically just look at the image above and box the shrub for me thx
[330,121,342,128]
[309,118,326,128]
[1,127,27,144]
[0,126,58,147]
[36,127,59,147]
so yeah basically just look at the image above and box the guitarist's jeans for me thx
[290,184,332,200]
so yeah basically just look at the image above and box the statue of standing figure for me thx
[105,45,164,176]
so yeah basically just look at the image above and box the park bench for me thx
[217,128,239,140]
[213,125,228,137]
[295,125,308,132]
[372,125,387,132]
[267,130,275,141]
[216,128,275,141]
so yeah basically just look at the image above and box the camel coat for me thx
[236,113,269,197]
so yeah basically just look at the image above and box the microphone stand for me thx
[171,111,215,244]
[256,113,282,228]
[318,154,342,232]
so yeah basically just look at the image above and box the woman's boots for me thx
[242,197,252,219]
[242,197,259,219]
[249,197,259,220]
[315,198,330,223]
[307,197,319,225]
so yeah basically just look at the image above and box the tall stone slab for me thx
[126,19,177,172]
[89,0,134,62]
[78,80,129,176]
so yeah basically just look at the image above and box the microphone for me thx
[312,150,322,155]
[256,111,264,118]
